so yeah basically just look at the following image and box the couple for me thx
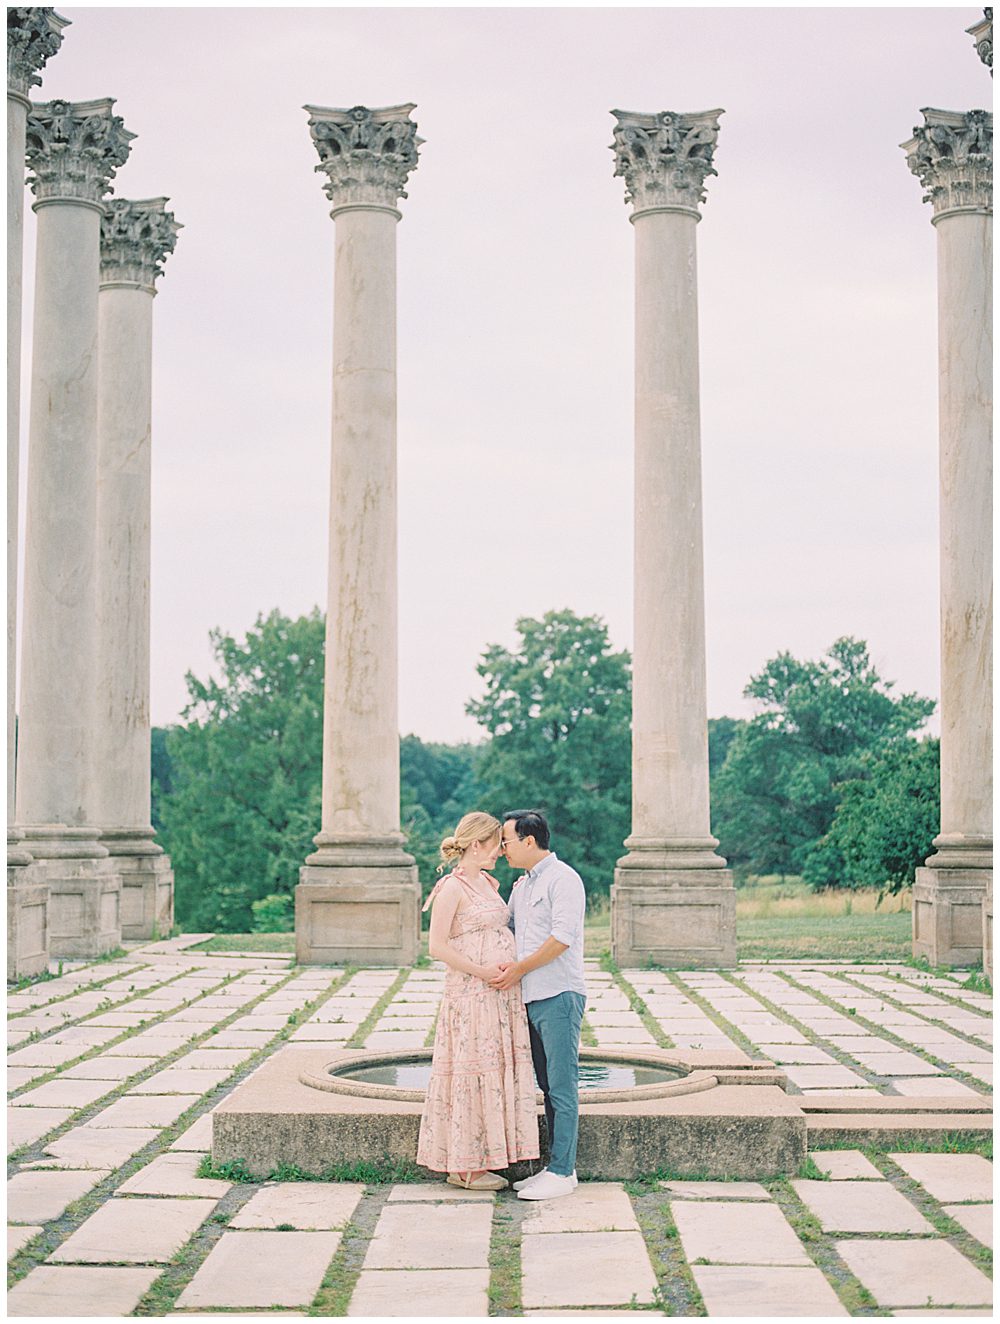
[416,809,586,1200]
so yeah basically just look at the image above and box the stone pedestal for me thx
[609,108,736,968]
[983,874,993,979]
[903,109,992,967]
[94,199,180,938]
[296,104,422,964]
[7,866,50,979]
[16,97,134,956]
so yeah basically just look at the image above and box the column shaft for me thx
[322,208,401,838]
[8,91,27,838]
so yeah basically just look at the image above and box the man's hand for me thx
[479,963,506,984]
[490,961,523,990]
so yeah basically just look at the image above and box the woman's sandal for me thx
[446,1171,509,1191]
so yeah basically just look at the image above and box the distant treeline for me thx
[152,608,939,933]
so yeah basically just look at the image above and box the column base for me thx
[612,842,736,968]
[912,836,992,968]
[983,875,993,982]
[297,843,420,965]
[101,829,174,941]
[22,825,122,959]
[7,855,50,980]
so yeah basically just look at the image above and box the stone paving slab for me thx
[105,1033,195,1057]
[783,1065,871,1090]
[663,1180,771,1200]
[892,1077,984,1097]
[6,1264,162,1316]
[362,1031,429,1049]
[521,1230,658,1308]
[521,1182,639,1233]
[117,1151,231,1198]
[8,1223,43,1260]
[199,1030,274,1050]
[7,1167,111,1223]
[175,1230,340,1308]
[41,1125,159,1168]
[85,1093,201,1128]
[130,1066,233,1094]
[756,1044,838,1064]
[890,1153,994,1204]
[61,1056,160,1081]
[691,1264,848,1316]
[384,1183,494,1201]
[229,1182,364,1228]
[171,1049,255,1070]
[348,1267,491,1316]
[50,1196,219,1264]
[808,1149,884,1180]
[8,1042,85,1069]
[7,1106,74,1152]
[6,1066,47,1089]
[836,1238,993,1308]
[364,1202,494,1269]
[169,1114,214,1151]
[942,1203,993,1247]
[671,1201,812,1265]
[792,1179,933,1233]
[11,1078,115,1110]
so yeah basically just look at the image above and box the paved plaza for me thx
[6,938,993,1317]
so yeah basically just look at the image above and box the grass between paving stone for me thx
[662,972,766,1059]
[6,968,354,1286]
[6,964,237,1100]
[611,970,676,1050]
[622,1168,751,1195]
[771,968,993,1094]
[831,967,994,1041]
[869,1153,993,1277]
[198,1154,424,1184]
[308,1186,388,1316]
[423,1002,440,1049]
[628,1190,705,1315]
[189,933,297,954]
[768,1177,885,1316]
[487,1197,523,1314]
[579,1014,598,1047]
[7,954,154,1018]
[345,968,411,1048]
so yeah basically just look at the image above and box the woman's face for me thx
[476,832,502,869]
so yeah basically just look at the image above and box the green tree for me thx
[712,637,935,882]
[160,609,326,931]
[803,737,940,894]
[466,609,631,900]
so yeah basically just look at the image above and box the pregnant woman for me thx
[417,811,539,1189]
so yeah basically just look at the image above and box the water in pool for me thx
[334,1060,684,1090]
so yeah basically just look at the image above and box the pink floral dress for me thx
[417,869,540,1173]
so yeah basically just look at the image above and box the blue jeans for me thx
[526,991,586,1177]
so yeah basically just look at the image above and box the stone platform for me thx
[6,945,993,1316]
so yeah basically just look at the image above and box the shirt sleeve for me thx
[548,868,585,947]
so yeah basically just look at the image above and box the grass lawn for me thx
[191,881,913,963]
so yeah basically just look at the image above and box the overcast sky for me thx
[17,4,991,742]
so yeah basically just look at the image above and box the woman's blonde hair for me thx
[437,811,501,873]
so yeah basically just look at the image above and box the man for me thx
[492,809,587,1201]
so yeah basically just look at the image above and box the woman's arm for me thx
[427,879,498,981]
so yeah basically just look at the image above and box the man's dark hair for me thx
[503,809,550,851]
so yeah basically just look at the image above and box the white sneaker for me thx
[513,1168,547,1191]
[517,1170,577,1201]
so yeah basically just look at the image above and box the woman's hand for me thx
[479,962,506,983]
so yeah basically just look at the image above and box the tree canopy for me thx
[712,637,935,883]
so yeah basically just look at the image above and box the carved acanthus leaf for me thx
[26,98,134,206]
[967,8,993,74]
[902,108,993,218]
[611,108,723,216]
[7,7,68,97]
[304,103,421,210]
[101,198,181,289]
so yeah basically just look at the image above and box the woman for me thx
[416,811,539,1190]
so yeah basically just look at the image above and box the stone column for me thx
[17,97,134,957]
[609,109,736,968]
[95,198,180,940]
[903,108,992,967]
[966,8,993,74]
[6,8,68,979]
[296,103,422,964]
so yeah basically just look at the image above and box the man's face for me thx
[500,821,532,870]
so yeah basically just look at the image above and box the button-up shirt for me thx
[507,853,587,1004]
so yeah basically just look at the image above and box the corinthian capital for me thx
[101,198,181,292]
[902,108,993,221]
[611,108,723,218]
[26,97,135,208]
[7,7,68,99]
[304,103,421,214]
[967,9,993,74]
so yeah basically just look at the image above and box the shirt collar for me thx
[524,852,557,883]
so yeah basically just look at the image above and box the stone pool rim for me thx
[299,1045,719,1105]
